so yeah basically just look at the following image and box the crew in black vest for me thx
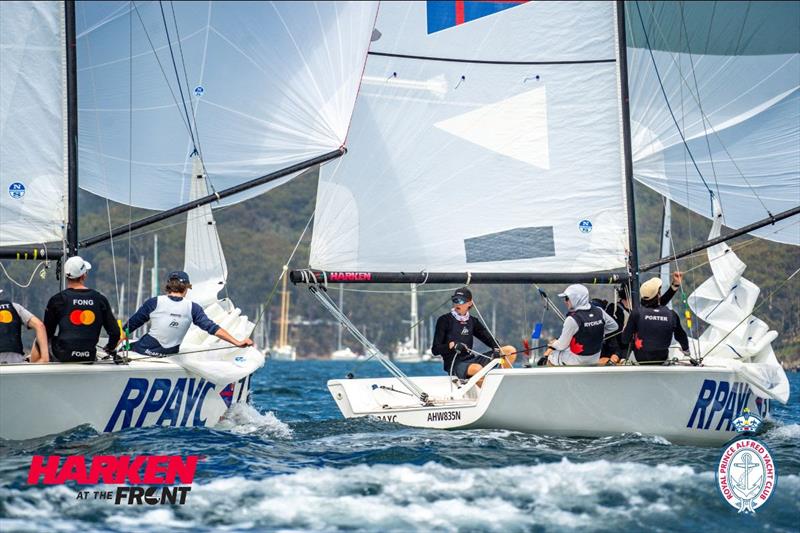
[544,284,617,366]
[600,271,684,365]
[0,289,48,364]
[431,287,516,380]
[621,277,689,364]
[43,256,119,362]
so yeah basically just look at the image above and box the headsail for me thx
[310,1,629,274]
[184,156,226,307]
[628,1,800,245]
[687,201,790,403]
[76,1,378,210]
[0,1,67,247]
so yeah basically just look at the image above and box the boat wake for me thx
[215,403,292,439]
[2,460,797,532]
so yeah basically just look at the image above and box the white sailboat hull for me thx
[269,346,297,361]
[0,357,256,441]
[328,365,771,446]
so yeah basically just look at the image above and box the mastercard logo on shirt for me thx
[0,310,13,323]
[69,309,96,326]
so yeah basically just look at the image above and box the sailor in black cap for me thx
[121,271,253,356]
[431,287,516,380]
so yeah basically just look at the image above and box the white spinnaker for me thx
[687,201,789,403]
[76,1,377,210]
[628,1,800,246]
[0,1,67,247]
[311,1,628,273]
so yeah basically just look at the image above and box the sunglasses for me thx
[452,298,468,305]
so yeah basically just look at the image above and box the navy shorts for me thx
[452,353,492,379]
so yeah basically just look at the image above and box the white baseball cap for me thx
[64,256,92,279]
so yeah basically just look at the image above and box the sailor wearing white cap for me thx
[43,256,120,362]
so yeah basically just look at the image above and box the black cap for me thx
[167,270,191,284]
[451,287,472,304]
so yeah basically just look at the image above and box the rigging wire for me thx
[633,0,715,209]
[157,0,199,155]
[130,1,196,145]
[0,262,48,288]
[678,1,723,209]
[637,0,774,218]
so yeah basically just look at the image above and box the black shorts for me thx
[452,352,493,379]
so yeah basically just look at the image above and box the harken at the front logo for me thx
[717,438,776,514]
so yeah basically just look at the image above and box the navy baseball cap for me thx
[167,271,191,284]
[451,287,472,304]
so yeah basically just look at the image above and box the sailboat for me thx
[290,1,797,446]
[269,274,297,361]
[0,1,378,439]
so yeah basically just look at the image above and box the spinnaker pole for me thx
[616,0,640,305]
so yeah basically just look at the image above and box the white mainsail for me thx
[310,1,629,273]
[0,1,67,247]
[628,1,800,245]
[76,1,378,210]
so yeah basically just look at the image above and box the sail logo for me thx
[578,220,593,233]
[105,377,216,432]
[717,439,776,514]
[426,1,529,34]
[8,182,25,199]
[687,379,764,431]
[69,309,96,326]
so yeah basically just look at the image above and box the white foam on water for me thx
[214,403,292,438]
[3,463,798,532]
[766,423,800,440]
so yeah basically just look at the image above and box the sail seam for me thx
[368,51,616,65]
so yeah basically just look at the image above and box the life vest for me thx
[52,289,104,362]
[146,295,194,350]
[568,306,605,355]
[632,305,676,352]
[0,300,24,354]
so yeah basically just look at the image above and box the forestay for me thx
[310,1,629,273]
[0,1,67,247]
[76,1,377,210]
[628,1,800,245]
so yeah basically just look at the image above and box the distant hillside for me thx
[2,172,798,364]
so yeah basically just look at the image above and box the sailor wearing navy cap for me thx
[122,271,253,356]
[431,287,516,380]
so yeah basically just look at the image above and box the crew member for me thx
[621,277,689,364]
[543,284,617,366]
[600,271,684,365]
[43,256,119,362]
[431,287,516,380]
[122,271,253,356]
[0,289,48,364]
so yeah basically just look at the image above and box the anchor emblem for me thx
[728,452,765,514]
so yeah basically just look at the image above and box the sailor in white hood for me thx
[543,284,618,366]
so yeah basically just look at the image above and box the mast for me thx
[616,0,640,305]
[150,234,159,298]
[659,199,672,308]
[65,0,78,257]
[410,283,418,354]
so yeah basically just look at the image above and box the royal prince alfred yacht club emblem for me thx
[716,409,776,514]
